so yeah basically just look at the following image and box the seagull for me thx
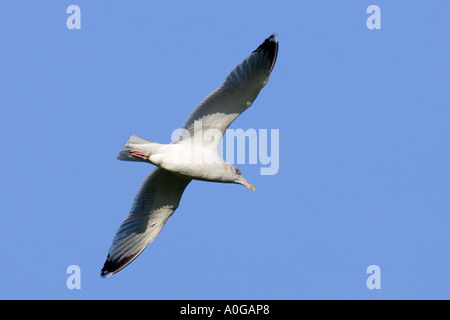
[101,34,278,278]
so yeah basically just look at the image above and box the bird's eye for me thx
[235,168,241,175]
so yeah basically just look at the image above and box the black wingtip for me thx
[100,253,139,278]
[253,34,279,72]
[100,256,115,278]
[253,34,278,52]
[100,256,123,278]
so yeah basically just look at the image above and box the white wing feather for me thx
[177,34,278,151]
[101,168,191,277]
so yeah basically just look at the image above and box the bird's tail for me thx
[117,134,158,162]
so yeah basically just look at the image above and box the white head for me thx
[222,164,255,190]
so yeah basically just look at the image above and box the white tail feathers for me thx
[117,134,156,162]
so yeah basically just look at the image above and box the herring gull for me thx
[101,34,278,277]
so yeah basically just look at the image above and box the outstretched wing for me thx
[101,168,191,277]
[178,34,278,151]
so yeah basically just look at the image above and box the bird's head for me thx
[228,166,255,191]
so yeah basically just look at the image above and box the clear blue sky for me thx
[0,1,449,299]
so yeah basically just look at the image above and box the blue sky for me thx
[0,1,449,299]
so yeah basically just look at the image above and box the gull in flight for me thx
[101,34,278,277]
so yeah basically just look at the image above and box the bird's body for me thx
[120,135,228,181]
[101,34,278,277]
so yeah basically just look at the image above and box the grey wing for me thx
[178,34,278,150]
[101,168,191,277]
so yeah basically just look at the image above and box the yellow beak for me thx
[242,180,255,191]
